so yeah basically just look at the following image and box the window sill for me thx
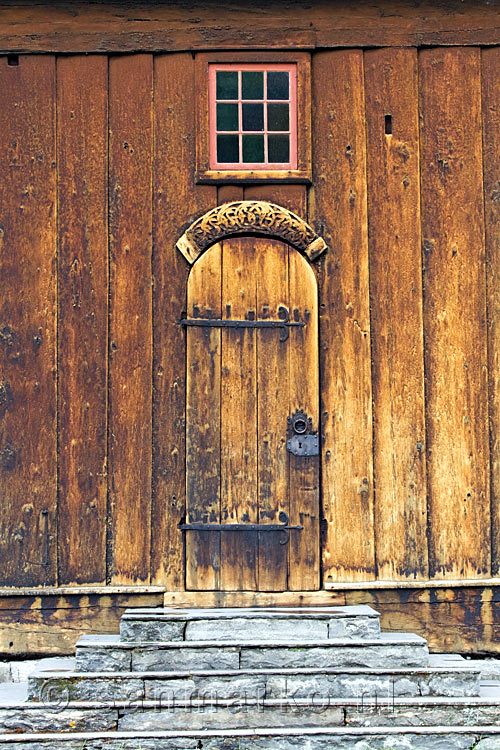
[196,169,311,184]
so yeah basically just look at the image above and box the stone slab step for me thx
[120,606,381,642]
[28,655,480,702]
[75,631,429,671]
[0,726,499,749]
[2,684,500,733]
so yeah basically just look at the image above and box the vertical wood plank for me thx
[364,48,428,580]
[185,245,222,590]
[220,237,258,591]
[0,55,57,585]
[244,185,306,218]
[288,250,320,590]
[108,54,153,584]
[420,47,490,579]
[256,239,290,591]
[309,50,375,583]
[57,55,108,584]
[151,53,217,588]
[218,185,244,203]
[482,48,500,576]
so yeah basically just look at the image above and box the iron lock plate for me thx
[286,433,319,457]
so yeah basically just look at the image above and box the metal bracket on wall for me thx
[180,511,302,545]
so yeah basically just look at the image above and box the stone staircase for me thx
[1,605,500,748]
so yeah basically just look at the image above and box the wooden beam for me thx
[3,1,500,52]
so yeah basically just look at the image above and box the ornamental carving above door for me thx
[177,202,326,592]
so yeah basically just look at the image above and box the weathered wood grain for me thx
[0,55,57,586]
[345,586,500,655]
[309,50,374,584]
[220,237,258,591]
[151,53,216,588]
[185,244,222,590]
[164,590,345,609]
[364,48,428,580]
[288,249,320,590]
[481,48,500,577]
[108,54,153,584]
[243,185,307,218]
[0,593,163,656]
[4,2,500,52]
[218,185,244,204]
[419,47,490,579]
[256,240,290,591]
[57,55,108,585]
[4,585,500,656]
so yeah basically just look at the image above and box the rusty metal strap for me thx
[180,512,303,545]
[179,317,304,342]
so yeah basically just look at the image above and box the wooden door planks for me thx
[482,48,500,576]
[108,54,153,584]
[57,56,108,585]
[419,47,490,579]
[256,240,290,591]
[0,55,57,585]
[185,245,222,590]
[365,48,428,580]
[151,53,217,588]
[310,50,375,584]
[220,237,258,591]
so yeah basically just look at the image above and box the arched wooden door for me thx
[183,235,319,591]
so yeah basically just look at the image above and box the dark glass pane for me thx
[267,71,289,100]
[242,134,264,163]
[216,71,238,100]
[242,71,263,100]
[267,103,289,131]
[217,103,238,131]
[217,134,239,163]
[242,102,264,131]
[268,134,290,163]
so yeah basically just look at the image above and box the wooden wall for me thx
[0,47,498,589]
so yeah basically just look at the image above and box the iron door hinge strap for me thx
[179,306,305,342]
[180,511,302,545]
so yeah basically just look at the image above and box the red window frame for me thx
[208,63,298,171]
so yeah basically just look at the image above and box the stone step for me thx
[119,605,381,642]
[28,655,480,703]
[75,631,429,671]
[2,683,500,733]
[0,726,499,748]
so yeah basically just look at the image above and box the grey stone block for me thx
[76,648,131,672]
[120,605,382,643]
[266,668,479,698]
[27,675,144,703]
[328,616,380,638]
[0,706,117,733]
[145,674,266,700]
[185,617,329,642]
[117,703,345,730]
[132,646,239,671]
[476,741,500,749]
[240,642,428,669]
[120,620,185,643]
[0,733,485,750]
[345,703,500,727]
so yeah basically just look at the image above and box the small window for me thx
[209,64,297,170]
[195,52,311,183]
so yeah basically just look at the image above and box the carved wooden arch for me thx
[176,201,327,265]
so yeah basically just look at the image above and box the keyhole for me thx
[298,440,303,449]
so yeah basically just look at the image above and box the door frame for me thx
[176,200,327,591]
